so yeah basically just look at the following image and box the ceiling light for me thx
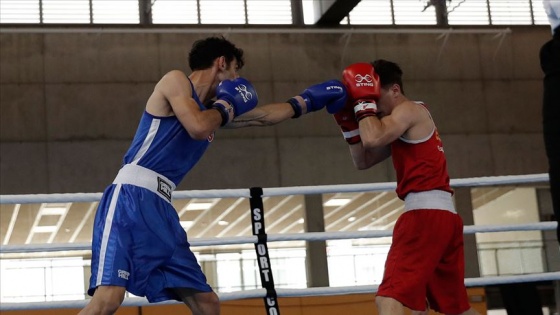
[504,209,524,218]
[33,226,58,233]
[180,221,194,229]
[324,198,351,207]
[347,216,356,222]
[359,225,383,231]
[40,207,67,216]
[185,202,213,210]
[218,220,229,226]
[297,218,305,224]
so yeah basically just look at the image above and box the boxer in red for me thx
[334,60,480,315]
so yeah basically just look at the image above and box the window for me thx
[392,0,437,25]
[0,0,551,26]
[0,257,86,303]
[151,0,198,24]
[489,0,532,25]
[247,0,292,25]
[327,241,390,286]
[0,0,40,23]
[199,0,245,24]
[212,249,307,292]
[474,188,545,276]
[42,0,90,24]
[531,0,551,25]
[348,0,393,25]
[92,0,139,24]
[448,0,490,25]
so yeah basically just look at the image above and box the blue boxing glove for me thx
[211,77,259,126]
[287,80,347,118]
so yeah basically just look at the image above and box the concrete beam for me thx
[314,0,361,26]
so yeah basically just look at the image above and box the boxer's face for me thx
[376,87,392,117]
[215,57,239,86]
[211,57,241,95]
[376,84,400,117]
[217,58,240,82]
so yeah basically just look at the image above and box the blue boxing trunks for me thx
[87,164,212,302]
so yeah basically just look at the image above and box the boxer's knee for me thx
[79,286,125,315]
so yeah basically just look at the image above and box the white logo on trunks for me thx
[157,177,172,202]
[118,269,129,280]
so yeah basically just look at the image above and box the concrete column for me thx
[303,194,330,287]
[536,188,560,315]
[537,188,560,271]
[139,0,152,25]
[431,0,449,26]
[291,0,304,25]
[454,187,481,278]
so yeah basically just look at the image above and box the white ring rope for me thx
[1,222,557,254]
[0,173,549,204]
[0,173,556,311]
[2,272,560,311]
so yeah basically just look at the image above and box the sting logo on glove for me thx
[354,74,375,87]
[326,85,344,92]
[342,63,381,121]
[235,84,253,103]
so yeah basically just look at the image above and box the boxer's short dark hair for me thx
[189,36,244,71]
[371,59,404,94]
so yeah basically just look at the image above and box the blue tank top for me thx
[121,79,212,185]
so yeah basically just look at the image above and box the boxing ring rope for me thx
[0,222,557,254]
[0,173,548,204]
[0,173,557,311]
[3,272,560,311]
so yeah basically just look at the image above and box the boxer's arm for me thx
[348,142,391,170]
[225,79,347,128]
[359,101,417,150]
[152,70,222,140]
[225,100,303,128]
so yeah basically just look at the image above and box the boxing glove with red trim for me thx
[333,101,361,145]
[341,62,381,121]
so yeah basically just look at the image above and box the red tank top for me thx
[390,103,453,200]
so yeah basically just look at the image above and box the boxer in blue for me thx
[79,36,347,315]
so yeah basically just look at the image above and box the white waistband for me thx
[113,164,176,203]
[404,190,456,213]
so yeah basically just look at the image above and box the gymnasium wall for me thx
[0,26,550,194]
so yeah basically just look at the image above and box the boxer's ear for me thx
[212,56,226,71]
